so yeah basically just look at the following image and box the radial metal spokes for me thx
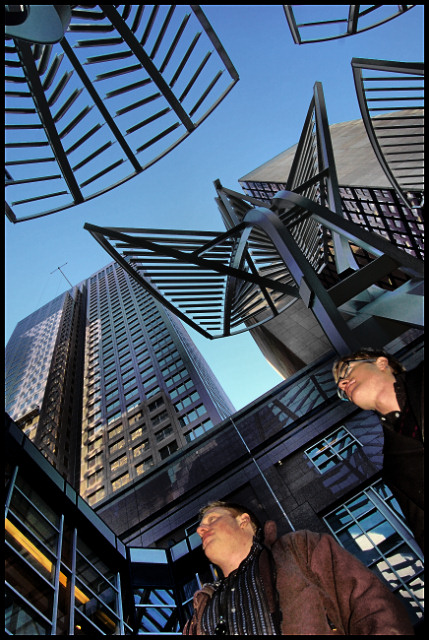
[5,5,238,222]
[352,58,424,211]
[284,5,416,45]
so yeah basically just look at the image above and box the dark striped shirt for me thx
[200,541,277,635]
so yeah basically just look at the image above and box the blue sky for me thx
[5,5,424,410]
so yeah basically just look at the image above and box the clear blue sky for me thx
[5,5,424,410]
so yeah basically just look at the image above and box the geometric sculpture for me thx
[352,58,424,211]
[85,186,424,354]
[5,5,238,222]
[284,5,416,45]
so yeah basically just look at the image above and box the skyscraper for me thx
[5,261,235,505]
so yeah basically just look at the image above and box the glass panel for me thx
[5,586,50,635]
[325,428,347,444]
[75,578,120,634]
[15,476,60,529]
[170,539,188,562]
[318,458,337,473]
[76,536,116,584]
[134,588,180,634]
[345,493,373,520]
[6,547,54,621]
[397,574,425,622]
[9,490,59,554]
[374,545,423,589]
[325,506,352,532]
[337,524,377,564]
[6,517,57,583]
[74,608,119,635]
[75,554,118,611]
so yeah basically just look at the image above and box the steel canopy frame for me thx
[284,5,416,45]
[5,5,239,222]
[352,58,424,211]
[85,188,423,354]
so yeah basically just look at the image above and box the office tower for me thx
[236,110,424,378]
[81,261,235,507]
[5,261,235,506]
[5,287,86,488]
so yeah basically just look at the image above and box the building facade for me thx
[5,327,424,634]
[80,261,234,507]
[88,329,425,632]
[5,261,235,503]
[235,112,424,379]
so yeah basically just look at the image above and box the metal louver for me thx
[5,5,238,222]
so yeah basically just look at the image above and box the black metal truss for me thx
[5,5,238,223]
[84,186,423,354]
[352,58,424,211]
[84,219,300,340]
[240,181,424,276]
[284,5,416,45]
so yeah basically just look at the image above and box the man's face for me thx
[336,357,391,410]
[196,507,249,565]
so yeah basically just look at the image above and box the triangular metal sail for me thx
[85,187,423,354]
[84,223,299,339]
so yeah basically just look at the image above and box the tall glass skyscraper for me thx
[5,261,235,505]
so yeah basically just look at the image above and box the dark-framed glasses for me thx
[336,358,377,401]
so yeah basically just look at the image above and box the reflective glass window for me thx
[305,426,362,473]
[324,481,424,623]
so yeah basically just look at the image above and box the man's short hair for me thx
[199,501,262,538]
[332,347,406,383]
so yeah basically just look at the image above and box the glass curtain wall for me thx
[324,480,424,625]
[5,468,132,635]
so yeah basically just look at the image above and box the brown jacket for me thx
[183,522,413,635]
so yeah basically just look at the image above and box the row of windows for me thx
[86,438,180,505]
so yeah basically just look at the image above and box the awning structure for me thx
[352,58,424,211]
[85,80,423,356]
[283,5,416,45]
[5,5,238,222]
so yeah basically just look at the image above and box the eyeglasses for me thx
[336,358,377,401]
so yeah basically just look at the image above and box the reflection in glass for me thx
[324,481,424,624]
[135,588,180,634]
[5,587,50,635]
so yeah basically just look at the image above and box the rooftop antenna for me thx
[51,263,73,288]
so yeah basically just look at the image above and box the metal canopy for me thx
[5,5,238,223]
[284,5,416,45]
[352,58,424,211]
[84,219,300,339]
[84,185,423,353]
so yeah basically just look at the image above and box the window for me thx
[184,419,214,443]
[108,423,123,439]
[133,440,149,457]
[178,405,207,427]
[305,427,362,473]
[174,391,199,412]
[109,439,125,455]
[324,481,424,624]
[112,472,130,491]
[110,455,127,472]
[148,397,164,412]
[129,411,143,426]
[155,425,173,443]
[130,425,146,440]
[135,457,154,476]
[159,441,178,460]
[152,410,168,426]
